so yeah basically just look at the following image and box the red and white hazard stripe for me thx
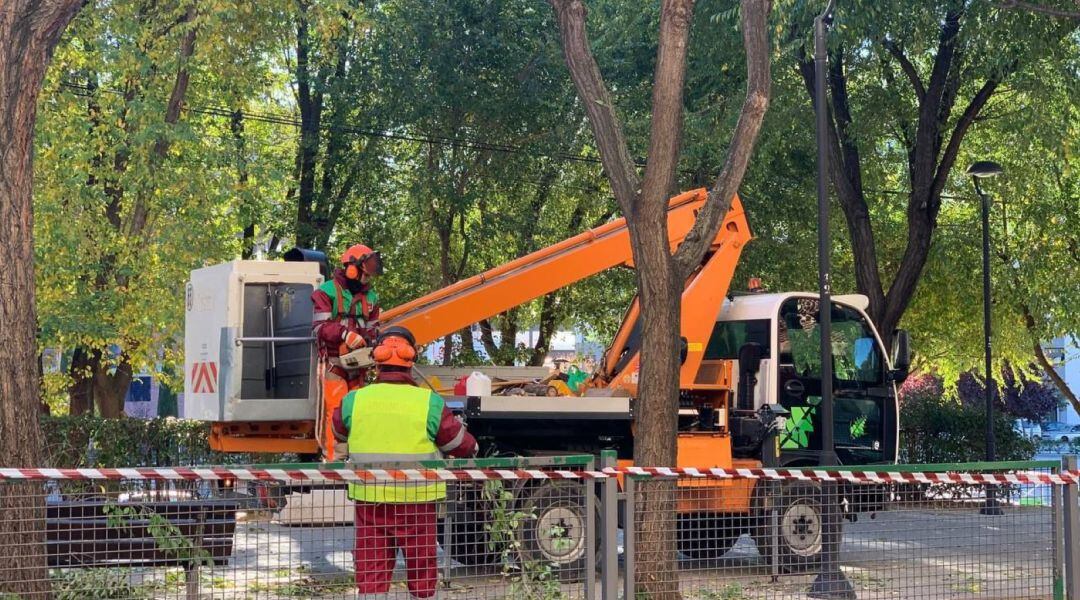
[606,466,1080,486]
[0,466,1075,485]
[0,467,608,482]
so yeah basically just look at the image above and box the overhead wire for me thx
[57,81,617,169]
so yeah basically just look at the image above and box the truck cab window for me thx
[705,319,770,360]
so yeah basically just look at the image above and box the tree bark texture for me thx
[0,1,84,595]
[551,1,772,596]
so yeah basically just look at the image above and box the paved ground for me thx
[106,501,1054,599]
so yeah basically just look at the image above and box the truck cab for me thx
[713,292,900,466]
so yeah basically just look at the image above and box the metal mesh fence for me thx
[0,462,596,599]
[0,461,1074,599]
[623,469,1061,600]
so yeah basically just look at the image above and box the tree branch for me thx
[996,0,1080,19]
[882,39,926,103]
[478,318,501,357]
[130,4,198,245]
[1022,304,1080,414]
[550,0,640,213]
[638,0,695,218]
[152,4,197,159]
[909,9,962,200]
[672,0,772,277]
[929,74,1002,202]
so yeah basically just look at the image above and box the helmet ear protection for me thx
[372,338,417,363]
[344,251,383,280]
[373,326,417,368]
[344,260,361,281]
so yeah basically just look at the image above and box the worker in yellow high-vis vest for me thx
[332,326,477,598]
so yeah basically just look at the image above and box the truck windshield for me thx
[779,298,883,388]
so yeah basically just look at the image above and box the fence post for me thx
[1055,462,1065,600]
[586,455,597,600]
[623,475,636,600]
[599,450,618,600]
[442,483,455,587]
[1064,455,1079,600]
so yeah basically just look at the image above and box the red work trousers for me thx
[353,501,438,598]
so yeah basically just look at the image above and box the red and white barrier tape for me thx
[0,467,605,482]
[608,466,1080,486]
[0,466,1077,485]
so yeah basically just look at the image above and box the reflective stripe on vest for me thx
[346,383,446,503]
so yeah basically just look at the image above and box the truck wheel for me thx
[440,484,502,569]
[677,513,742,561]
[754,481,823,573]
[519,481,597,581]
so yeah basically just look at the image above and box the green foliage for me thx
[899,374,1036,464]
[104,504,213,568]
[50,568,164,600]
[41,415,284,467]
[36,0,290,403]
[246,576,356,597]
[482,481,564,600]
[30,0,1079,403]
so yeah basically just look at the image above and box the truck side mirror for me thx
[737,342,765,411]
[890,329,911,383]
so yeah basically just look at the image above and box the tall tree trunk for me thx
[798,13,1009,345]
[628,225,682,599]
[551,0,771,596]
[528,293,561,366]
[0,2,84,595]
[441,334,455,366]
[91,350,133,418]
[231,109,257,258]
[68,347,95,415]
[67,5,200,417]
[293,1,323,249]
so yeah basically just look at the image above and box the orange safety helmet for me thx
[341,244,383,281]
[372,326,417,369]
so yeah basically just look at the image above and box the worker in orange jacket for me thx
[312,244,382,458]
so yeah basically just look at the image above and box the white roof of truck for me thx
[717,292,870,322]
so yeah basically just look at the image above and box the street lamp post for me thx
[807,1,855,598]
[966,160,1004,516]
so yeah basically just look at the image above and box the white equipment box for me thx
[184,261,323,422]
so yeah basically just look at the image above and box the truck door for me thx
[776,298,892,465]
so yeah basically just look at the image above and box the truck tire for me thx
[440,484,502,569]
[753,480,823,573]
[677,513,743,561]
[518,481,597,581]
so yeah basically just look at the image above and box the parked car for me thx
[1043,422,1072,434]
[1014,419,1043,441]
[1050,424,1080,445]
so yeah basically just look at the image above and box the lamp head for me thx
[966,161,1004,179]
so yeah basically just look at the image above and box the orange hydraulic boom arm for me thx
[382,189,752,392]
